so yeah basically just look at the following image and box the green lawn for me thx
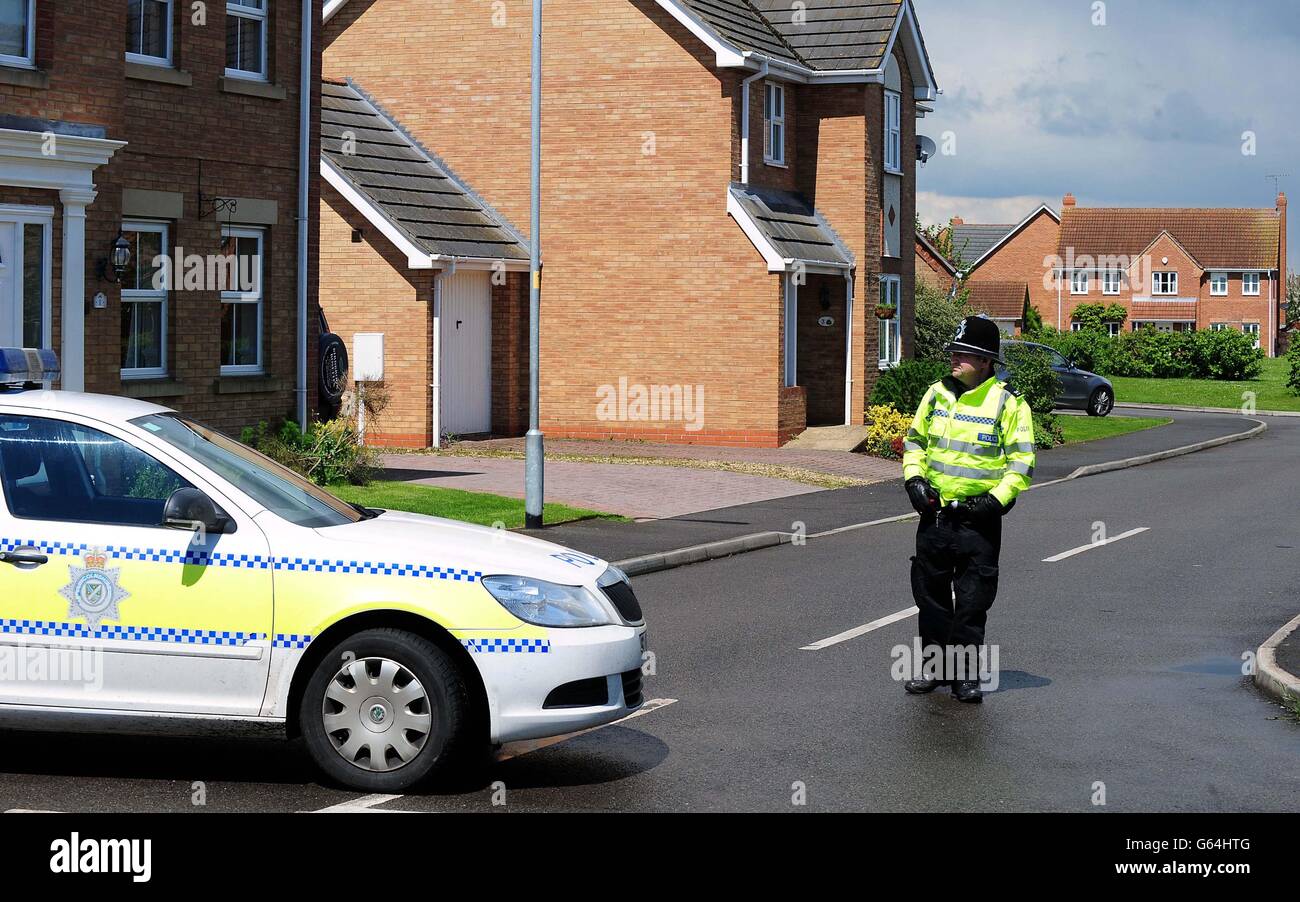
[328,481,626,528]
[1056,414,1171,445]
[1110,357,1300,412]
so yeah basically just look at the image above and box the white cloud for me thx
[917,192,1055,230]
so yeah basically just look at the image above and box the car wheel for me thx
[1087,387,1114,417]
[300,628,472,792]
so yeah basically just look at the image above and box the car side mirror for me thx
[162,488,231,535]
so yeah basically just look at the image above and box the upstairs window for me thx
[764,82,785,165]
[1209,272,1228,296]
[1152,271,1178,295]
[226,0,267,80]
[1242,272,1260,296]
[1102,270,1122,295]
[1070,270,1089,295]
[884,90,902,172]
[126,0,173,66]
[0,0,34,67]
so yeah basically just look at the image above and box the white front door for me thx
[0,222,16,344]
[440,270,492,437]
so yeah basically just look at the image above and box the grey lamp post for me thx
[524,0,545,529]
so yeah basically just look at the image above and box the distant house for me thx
[1053,193,1288,355]
[320,0,939,447]
[951,204,1060,334]
[964,282,1029,335]
[915,230,958,294]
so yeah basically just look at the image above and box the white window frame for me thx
[764,82,785,166]
[884,89,902,174]
[1209,272,1228,296]
[1242,322,1260,349]
[1152,271,1178,295]
[1070,321,1082,333]
[125,0,174,67]
[0,0,36,69]
[1102,270,1122,295]
[1210,323,1230,332]
[1242,272,1260,296]
[0,204,54,351]
[220,225,264,375]
[1106,322,1121,337]
[878,276,901,368]
[225,0,268,81]
[120,220,169,379]
[1070,270,1089,295]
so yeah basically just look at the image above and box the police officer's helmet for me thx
[944,315,1003,364]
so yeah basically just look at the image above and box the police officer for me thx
[901,315,1036,703]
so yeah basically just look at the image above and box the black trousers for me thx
[910,509,1002,659]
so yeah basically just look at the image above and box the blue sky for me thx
[914,0,1297,268]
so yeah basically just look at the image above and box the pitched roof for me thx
[951,224,1016,267]
[1056,207,1281,271]
[915,230,958,277]
[675,0,915,72]
[729,182,854,269]
[320,79,529,263]
[965,282,1028,319]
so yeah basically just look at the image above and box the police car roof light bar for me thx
[0,348,61,387]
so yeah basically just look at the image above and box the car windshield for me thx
[129,414,369,528]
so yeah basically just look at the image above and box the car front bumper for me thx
[470,623,647,744]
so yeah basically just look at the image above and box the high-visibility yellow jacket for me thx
[901,375,1037,508]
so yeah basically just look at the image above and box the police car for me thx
[0,349,647,791]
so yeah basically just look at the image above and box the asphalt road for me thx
[2,415,1297,812]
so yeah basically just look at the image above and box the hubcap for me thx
[1095,391,1112,414]
[322,657,433,772]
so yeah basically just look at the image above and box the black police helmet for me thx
[944,315,1003,364]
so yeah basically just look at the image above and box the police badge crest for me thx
[59,548,130,629]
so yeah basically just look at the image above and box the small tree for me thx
[1286,273,1300,327]
[1286,336,1300,396]
[1023,299,1043,332]
[914,280,972,362]
[1002,343,1064,447]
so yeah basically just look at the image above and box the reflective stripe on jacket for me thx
[901,376,1036,507]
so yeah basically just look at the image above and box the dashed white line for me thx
[801,606,918,651]
[1042,527,1150,562]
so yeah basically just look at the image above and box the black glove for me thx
[962,493,1004,522]
[905,477,941,516]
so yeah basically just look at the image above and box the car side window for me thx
[0,414,190,527]
[1048,350,1069,368]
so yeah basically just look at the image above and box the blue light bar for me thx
[0,348,60,384]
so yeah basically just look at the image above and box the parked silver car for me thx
[997,340,1115,417]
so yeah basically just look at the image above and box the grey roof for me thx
[320,80,528,262]
[729,183,854,268]
[678,0,906,71]
[950,224,1015,267]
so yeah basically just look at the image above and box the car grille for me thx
[621,669,644,708]
[543,677,609,709]
[601,579,643,624]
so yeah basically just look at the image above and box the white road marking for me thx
[801,606,918,651]
[1042,527,1150,562]
[495,697,678,762]
[310,793,408,814]
[5,808,62,813]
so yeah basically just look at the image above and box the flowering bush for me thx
[863,404,912,459]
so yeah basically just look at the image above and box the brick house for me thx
[1053,193,1288,356]
[914,229,957,293]
[0,1,321,435]
[319,0,938,447]
[948,204,1059,336]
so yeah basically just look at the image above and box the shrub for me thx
[1187,328,1263,381]
[1032,412,1064,449]
[241,417,380,486]
[870,358,949,414]
[863,404,912,459]
[914,281,972,362]
[1288,337,1300,396]
[1001,343,1062,416]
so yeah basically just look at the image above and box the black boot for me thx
[904,678,944,694]
[953,680,983,703]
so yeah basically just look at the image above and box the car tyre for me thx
[300,628,473,792]
[1087,387,1114,417]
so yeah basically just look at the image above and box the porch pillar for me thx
[784,272,798,387]
[59,187,97,392]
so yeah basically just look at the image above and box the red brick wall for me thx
[0,0,322,435]
[966,210,1058,325]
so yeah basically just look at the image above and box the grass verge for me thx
[1111,358,1299,412]
[1056,414,1171,445]
[329,481,627,528]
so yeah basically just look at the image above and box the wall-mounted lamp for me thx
[97,233,132,284]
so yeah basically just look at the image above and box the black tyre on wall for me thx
[299,628,473,792]
[318,312,348,419]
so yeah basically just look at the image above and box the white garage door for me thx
[440,270,492,436]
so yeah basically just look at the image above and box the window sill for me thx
[0,65,48,89]
[215,374,289,394]
[764,159,789,169]
[125,62,193,87]
[120,378,190,400]
[219,76,284,100]
[883,167,905,177]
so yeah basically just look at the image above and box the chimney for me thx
[1062,193,1077,208]
[1278,192,1288,331]
[950,216,964,226]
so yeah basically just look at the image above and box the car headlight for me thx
[481,575,614,628]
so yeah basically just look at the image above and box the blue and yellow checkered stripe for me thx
[0,619,318,649]
[462,638,551,654]
[0,538,481,582]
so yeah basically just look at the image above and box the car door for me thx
[1044,347,1087,406]
[0,410,273,716]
